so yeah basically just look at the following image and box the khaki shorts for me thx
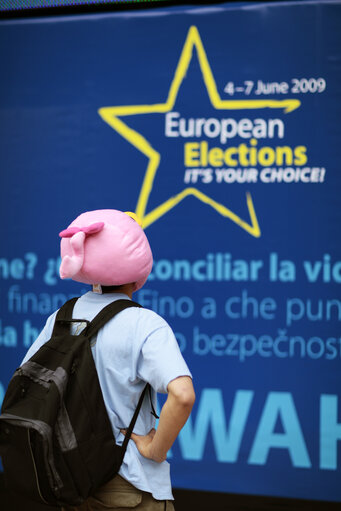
[62,475,175,511]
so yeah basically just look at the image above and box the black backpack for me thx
[0,297,154,507]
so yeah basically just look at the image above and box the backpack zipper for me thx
[27,429,49,505]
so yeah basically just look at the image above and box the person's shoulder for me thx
[128,304,171,332]
[134,304,167,322]
[21,309,59,364]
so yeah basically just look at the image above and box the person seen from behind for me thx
[22,209,195,511]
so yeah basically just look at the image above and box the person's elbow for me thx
[168,376,196,411]
[181,387,196,411]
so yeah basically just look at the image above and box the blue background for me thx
[1,0,341,502]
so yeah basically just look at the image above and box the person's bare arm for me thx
[123,376,195,462]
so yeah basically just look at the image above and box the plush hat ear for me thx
[59,222,105,238]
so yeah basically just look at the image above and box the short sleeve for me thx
[136,312,192,394]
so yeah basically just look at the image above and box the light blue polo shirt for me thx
[22,291,192,501]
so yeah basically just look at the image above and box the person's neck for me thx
[114,283,134,299]
[92,283,134,299]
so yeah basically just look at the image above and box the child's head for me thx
[59,210,153,291]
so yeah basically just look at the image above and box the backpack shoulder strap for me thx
[84,299,142,339]
[121,383,150,453]
[52,297,79,336]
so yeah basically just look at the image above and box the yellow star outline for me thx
[98,25,301,238]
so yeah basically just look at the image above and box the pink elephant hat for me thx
[59,210,153,291]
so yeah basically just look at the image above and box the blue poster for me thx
[1,0,341,502]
